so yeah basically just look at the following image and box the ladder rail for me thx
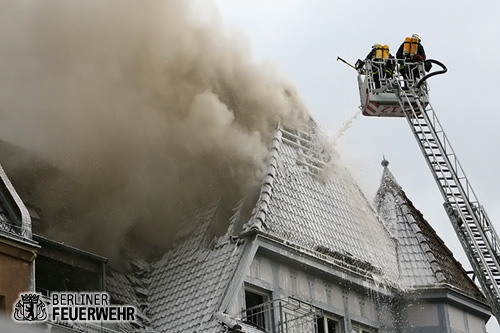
[396,85,500,322]
[408,94,500,259]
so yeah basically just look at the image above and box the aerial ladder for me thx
[356,57,500,323]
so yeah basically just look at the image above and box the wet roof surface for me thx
[147,206,244,332]
[247,128,400,282]
[106,125,486,332]
[376,164,485,299]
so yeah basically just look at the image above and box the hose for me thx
[416,59,447,89]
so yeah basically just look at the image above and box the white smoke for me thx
[0,0,309,262]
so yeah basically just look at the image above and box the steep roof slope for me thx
[146,205,246,333]
[107,204,247,333]
[243,125,400,283]
[375,159,485,300]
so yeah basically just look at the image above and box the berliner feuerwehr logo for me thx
[13,293,48,322]
[12,291,136,325]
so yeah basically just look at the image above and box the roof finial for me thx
[381,156,389,167]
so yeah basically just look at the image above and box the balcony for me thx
[241,297,321,333]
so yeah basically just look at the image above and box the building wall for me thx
[447,304,486,333]
[405,302,443,332]
[224,238,489,333]
[403,301,487,333]
[227,250,398,332]
[0,239,36,315]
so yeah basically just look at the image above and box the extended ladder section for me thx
[396,84,500,323]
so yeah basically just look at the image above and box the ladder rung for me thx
[401,93,500,303]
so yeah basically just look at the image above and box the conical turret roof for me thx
[375,159,485,300]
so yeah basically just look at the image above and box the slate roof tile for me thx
[375,163,485,300]
[241,127,400,283]
[106,203,247,332]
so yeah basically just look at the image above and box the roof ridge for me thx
[241,128,282,233]
[377,162,444,282]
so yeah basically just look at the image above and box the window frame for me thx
[243,284,272,331]
[316,314,340,333]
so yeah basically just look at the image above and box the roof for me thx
[106,262,153,332]
[375,159,485,300]
[243,125,400,283]
[34,234,107,264]
[105,122,487,332]
[108,203,246,333]
[147,206,244,332]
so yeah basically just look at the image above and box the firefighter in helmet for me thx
[396,33,426,61]
[363,43,394,89]
[396,34,427,87]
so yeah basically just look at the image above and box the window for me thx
[317,316,338,333]
[244,286,271,330]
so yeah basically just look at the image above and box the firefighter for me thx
[396,33,426,61]
[396,34,426,87]
[363,43,394,89]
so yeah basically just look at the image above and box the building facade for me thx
[106,124,491,332]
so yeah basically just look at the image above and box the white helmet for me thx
[412,33,421,42]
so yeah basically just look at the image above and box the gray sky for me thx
[214,0,500,331]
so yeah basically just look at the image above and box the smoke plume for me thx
[0,0,308,262]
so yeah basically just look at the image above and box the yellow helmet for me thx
[412,33,421,42]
